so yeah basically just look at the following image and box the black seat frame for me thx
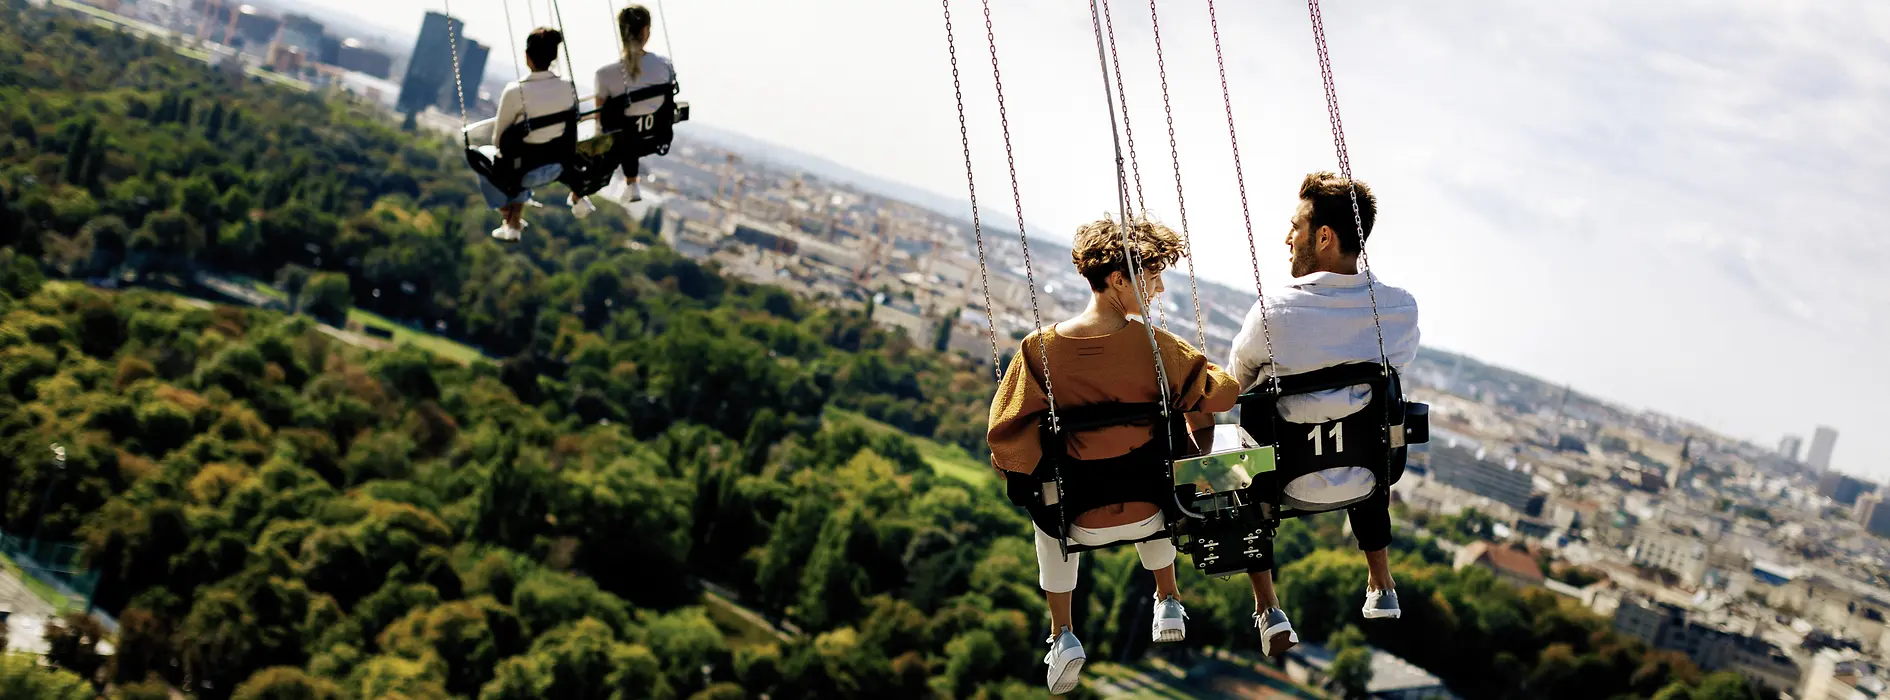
[1173,362,1430,577]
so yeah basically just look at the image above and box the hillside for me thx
[0,5,1763,700]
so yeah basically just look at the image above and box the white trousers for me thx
[1034,512,1177,593]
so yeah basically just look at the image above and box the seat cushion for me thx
[1281,466,1377,511]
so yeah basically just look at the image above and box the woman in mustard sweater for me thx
[987,215,1240,695]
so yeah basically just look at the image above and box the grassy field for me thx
[0,552,79,615]
[248,280,487,365]
[825,409,990,486]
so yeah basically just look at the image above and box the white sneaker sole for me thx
[1261,623,1298,657]
[1363,607,1401,619]
[1153,618,1186,643]
[1048,656,1085,695]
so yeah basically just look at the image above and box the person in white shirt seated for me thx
[589,4,674,205]
[479,28,577,241]
[1227,171,1420,658]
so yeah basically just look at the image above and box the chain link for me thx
[1208,0,1277,391]
[1306,0,1390,370]
[1089,0,1172,414]
[941,0,1004,379]
[1098,0,1167,330]
[982,0,1059,429]
[443,0,468,129]
[1146,0,1205,351]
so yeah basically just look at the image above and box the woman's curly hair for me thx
[1071,215,1186,291]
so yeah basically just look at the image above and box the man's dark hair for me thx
[1300,170,1377,255]
[525,28,563,70]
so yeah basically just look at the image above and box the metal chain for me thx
[1089,0,1172,415]
[1147,0,1206,351]
[1307,0,1390,370]
[443,0,468,128]
[1098,0,1165,330]
[550,0,581,108]
[656,0,677,65]
[981,0,1059,429]
[1099,0,1145,217]
[1208,0,1277,391]
[502,0,532,122]
[941,0,1003,379]
[605,0,634,113]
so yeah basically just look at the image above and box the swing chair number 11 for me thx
[946,0,1431,580]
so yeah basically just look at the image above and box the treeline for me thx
[0,4,1766,699]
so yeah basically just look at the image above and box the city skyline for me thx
[295,0,1890,481]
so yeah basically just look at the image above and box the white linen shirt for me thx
[492,70,578,145]
[1227,271,1420,424]
[594,53,675,117]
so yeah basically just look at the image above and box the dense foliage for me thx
[0,4,1767,699]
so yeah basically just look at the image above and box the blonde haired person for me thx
[987,215,1240,695]
[591,4,674,205]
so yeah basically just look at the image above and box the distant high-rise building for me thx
[1808,426,1838,471]
[1857,493,1890,538]
[399,11,462,114]
[278,14,324,54]
[1778,435,1803,462]
[317,35,341,65]
[231,6,281,48]
[336,39,393,79]
[1817,471,1877,507]
[436,38,487,113]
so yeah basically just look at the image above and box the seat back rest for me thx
[1238,364,1406,517]
[1056,402,1167,433]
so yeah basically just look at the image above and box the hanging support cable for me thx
[940,0,1004,379]
[1088,0,1172,417]
[443,0,469,131]
[979,0,1060,433]
[1306,0,1390,372]
[1207,0,1278,393]
[1145,0,1206,351]
[1098,0,1172,331]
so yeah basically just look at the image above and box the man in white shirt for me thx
[478,28,578,240]
[1229,171,1420,658]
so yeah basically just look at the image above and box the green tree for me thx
[0,653,92,700]
[300,271,351,325]
[229,666,345,700]
[1330,646,1374,700]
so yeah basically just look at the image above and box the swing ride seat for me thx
[559,82,689,198]
[1173,362,1430,577]
[463,106,581,199]
[1006,402,1194,555]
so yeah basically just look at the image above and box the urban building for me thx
[1453,541,1544,588]
[337,39,393,79]
[1799,649,1886,700]
[1628,528,1710,588]
[1808,426,1839,471]
[398,12,461,114]
[1779,434,1803,462]
[1284,643,1459,700]
[1818,471,1878,507]
[1423,443,1537,513]
[1856,493,1890,539]
[278,13,323,54]
[1612,598,1801,695]
[437,38,488,112]
[230,5,279,48]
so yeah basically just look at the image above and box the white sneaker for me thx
[1043,627,1085,696]
[1254,608,1299,657]
[1152,595,1187,643]
[491,220,529,242]
[570,195,595,219]
[1363,588,1401,619]
[622,181,643,204]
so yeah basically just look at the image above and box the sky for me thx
[296,0,1890,482]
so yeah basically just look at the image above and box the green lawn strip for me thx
[0,552,78,614]
[824,409,989,486]
[698,591,787,649]
[346,308,486,365]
